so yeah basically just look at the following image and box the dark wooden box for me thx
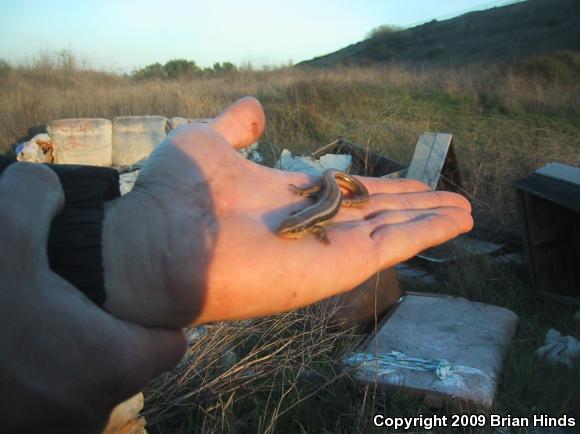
[514,163,580,306]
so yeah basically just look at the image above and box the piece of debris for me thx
[494,252,525,267]
[311,138,404,176]
[417,234,504,263]
[345,292,518,409]
[119,171,139,196]
[395,263,437,285]
[112,116,168,167]
[103,393,147,434]
[514,162,580,306]
[276,148,351,177]
[535,329,580,369]
[47,118,112,166]
[15,133,54,163]
[168,117,210,130]
[221,350,238,370]
[186,326,208,344]
[405,132,454,190]
[238,142,263,163]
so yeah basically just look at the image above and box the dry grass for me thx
[143,302,362,434]
[1,61,578,233]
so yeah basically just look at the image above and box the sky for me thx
[0,0,519,73]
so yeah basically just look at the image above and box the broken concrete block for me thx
[345,293,518,409]
[112,116,167,166]
[48,118,112,166]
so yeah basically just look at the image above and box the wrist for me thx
[102,191,199,328]
[102,194,154,325]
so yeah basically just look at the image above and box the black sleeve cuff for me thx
[46,164,120,306]
[0,157,119,306]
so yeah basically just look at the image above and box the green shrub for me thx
[365,24,403,40]
[506,50,580,85]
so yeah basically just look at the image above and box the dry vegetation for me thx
[1,55,578,230]
[1,54,579,432]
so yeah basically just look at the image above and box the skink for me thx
[276,169,369,244]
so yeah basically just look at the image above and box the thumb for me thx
[210,96,265,149]
[0,163,64,262]
[111,321,186,399]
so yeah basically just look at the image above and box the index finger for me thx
[358,176,432,195]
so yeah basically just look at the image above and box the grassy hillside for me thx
[298,0,580,68]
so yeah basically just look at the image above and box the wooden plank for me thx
[406,133,453,189]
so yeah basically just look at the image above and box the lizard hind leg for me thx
[288,183,322,198]
[311,225,330,244]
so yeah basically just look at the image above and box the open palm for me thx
[103,97,473,327]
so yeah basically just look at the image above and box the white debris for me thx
[48,118,112,166]
[119,170,139,196]
[536,329,580,369]
[15,133,54,163]
[186,326,208,344]
[168,117,210,130]
[238,142,263,163]
[276,149,351,177]
[112,116,167,166]
[221,350,238,370]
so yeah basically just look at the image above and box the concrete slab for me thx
[345,292,518,409]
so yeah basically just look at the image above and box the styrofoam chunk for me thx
[48,118,112,166]
[112,116,167,166]
[276,149,351,176]
[168,117,211,130]
[16,133,54,163]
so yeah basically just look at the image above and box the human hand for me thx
[103,97,473,327]
[0,163,185,434]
